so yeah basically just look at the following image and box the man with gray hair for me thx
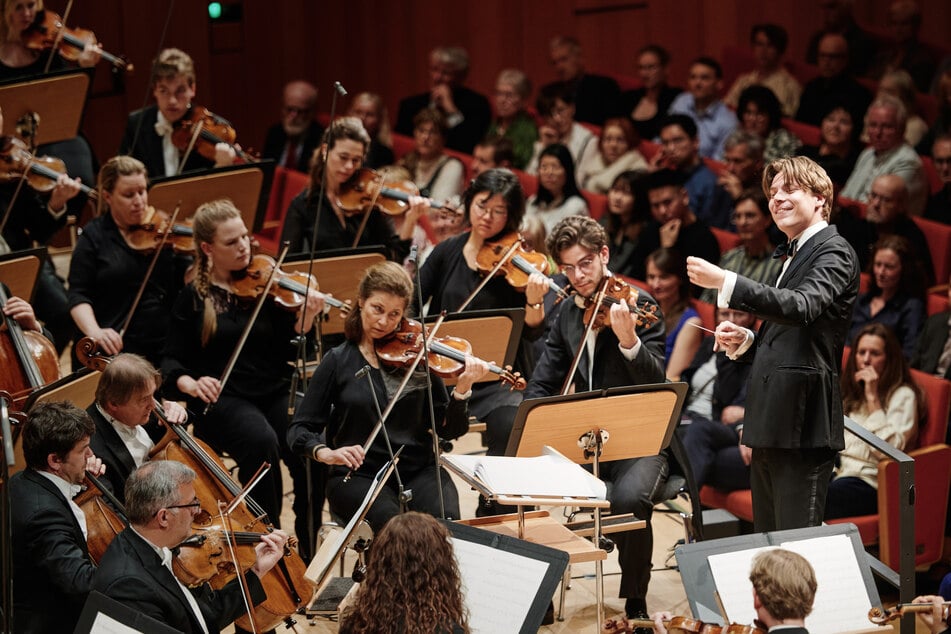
[719,130,765,200]
[92,460,288,633]
[542,35,620,126]
[841,95,927,214]
[395,45,490,153]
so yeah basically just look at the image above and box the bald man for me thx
[262,80,323,172]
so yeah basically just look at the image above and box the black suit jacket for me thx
[555,73,622,126]
[394,86,491,154]
[261,120,323,173]
[119,105,216,178]
[10,468,96,633]
[913,310,951,378]
[87,405,166,504]
[93,528,266,633]
[729,225,859,450]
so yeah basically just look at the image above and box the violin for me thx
[22,9,132,71]
[475,232,569,302]
[583,275,660,331]
[0,285,60,405]
[603,615,765,634]
[868,601,951,624]
[231,253,350,317]
[123,207,194,254]
[336,167,460,216]
[172,105,257,165]
[0,136,97,197]
[375,317,526,390]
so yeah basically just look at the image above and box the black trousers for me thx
[680,417,750,491]
[750,446,837,532]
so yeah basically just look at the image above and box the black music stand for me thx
[74,591,180,634]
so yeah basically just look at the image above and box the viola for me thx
[603,615,765,634]
[375,317,526,390]
[475,232,569,302]
[231,253,350,316]
[0,285,60,405]
[22,9,132,71]
[171,105,258,165]
[868,601,951,624]
[336,167,460,216]
[123,207,194,254]
[0,136,97,197]
[583,275,660,331]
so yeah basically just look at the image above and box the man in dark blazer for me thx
[261,80,323,173]
[542,35,621,126]
[394,46,490,154]
[912,283,951,379]
[687,155,860,532]
[92,460,288,633]
[88,353,188,503]
[10,401,105,633]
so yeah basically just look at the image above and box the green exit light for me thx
[208,2,222,19]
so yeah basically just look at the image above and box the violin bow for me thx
[118,202,181,338]
[349,167,388,249]
[176,119,205,176]
[41,0,73,75]
[217,501,258,633]
[126,0,176,159]
[0,161,32,237]
[204,244,289,415]
[560,277,609,396]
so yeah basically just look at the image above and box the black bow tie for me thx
[772,238,798,259]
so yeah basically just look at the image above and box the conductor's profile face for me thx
[767,173,824,239]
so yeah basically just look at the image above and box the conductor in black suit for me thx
[88,353,189,503]
[261,80,323,172]
[9,401,106,633]
[92,460,288,633]
[687,156,860,531]
[394,46,491,154]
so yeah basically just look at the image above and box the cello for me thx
[0,285,60,406]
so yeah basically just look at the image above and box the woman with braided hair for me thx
[161,199,325,554]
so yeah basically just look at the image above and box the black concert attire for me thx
[797,144,863,190]
[280,189,411,262]
[262,120,323,173]
[395,86,492,154]
[913,309,951,379]
[119,105,216,178]
[9,468,96,633]
[416,232,545,455]
[67,212,190,369]
[630,220,721,286]
[87,404,166,504]
[619,85,683,141]
[795,75,872,128]
[287,339,469,532]
[543,74,623,127]
[162,284,322,549]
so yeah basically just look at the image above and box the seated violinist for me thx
[0,0,100,79]
[87,352,188,504]
[119,47,237,178]
[92,460,289,633]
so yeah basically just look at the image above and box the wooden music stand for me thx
[0,248,44,301]
[148,161,275,233]
[0,69,90,146]
[424,308,524,386]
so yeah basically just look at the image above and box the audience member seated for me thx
[646,248,702,380]
[868,0,936,93]
[525,143,589,234]
[577,117,647,194]
[925,134,951,223]
[398,108,465,204]
[652,114,734,229]
[718,131,765,201]
[825,323,923,519]
[527,81,598,175]
[632,169,720,282]
[487,68,538,170]
[917,66,951,155]
[544,35,621,126]
[738,85,802,163]
[620,44,682,141]
[262,80,322,172]
[470,135,514,180]
[668,56,738,160]
[725,23,802,117]
[912,277,951,379]
[873,70,929,147]
[680,306,758,492]
[796,101,865,188]
[394,45,490,154]
[848,236,926,360]
[700,190,780,304]
[602,170,649,278]
[805,0,878,77]
[796,33,873,127]
[841,95,927,215]
[348,92,395,169]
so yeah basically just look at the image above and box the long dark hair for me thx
[647,247,690,331]
[603,170,647,239]
[535,143,582,205]
[738,84,783,134]
[866,235,925,301]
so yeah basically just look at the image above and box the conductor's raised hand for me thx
[686,256,726,291]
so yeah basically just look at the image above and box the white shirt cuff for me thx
[727,328,755,360]
[618,338,642,361]
[718,271,738,308]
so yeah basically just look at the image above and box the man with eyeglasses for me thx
[93,460,288,633]
[88,353,188,505]
[796,33,872,127]
[262,80,323,173]
[926,134,951,223]
[10,401,106,632]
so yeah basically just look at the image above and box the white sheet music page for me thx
[707,535,874,634]
[452,537,550,633]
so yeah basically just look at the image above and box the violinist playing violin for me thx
[119,48,237,178]
[279,117,419,261]
[88,352,188,504]
[162,199,325,556]
[496,215,667,622]
[68,156,191,369]
[92,460,289,634]
[0,0,100,80]
[287,261,490,532]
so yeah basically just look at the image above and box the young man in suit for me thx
[9,401,105,632]
[88,353,188,503]
[687,155,860,532]
[92,460,287,633]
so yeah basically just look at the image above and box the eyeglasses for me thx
[472,200,508,219]
[164,497,202,513]
[933,157,951,165]
[561,255,599,276]
[283,105,312,115]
